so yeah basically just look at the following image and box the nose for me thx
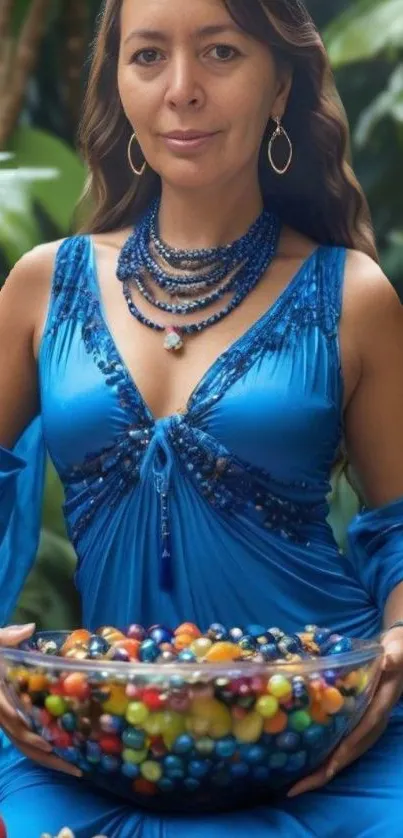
[165,53,204,110]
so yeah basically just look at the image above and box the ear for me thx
[271,66,293,120]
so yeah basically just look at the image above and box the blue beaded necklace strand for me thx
[116,199,281,351]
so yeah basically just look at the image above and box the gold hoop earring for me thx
[128,132,147,177]
[268,116,293,176]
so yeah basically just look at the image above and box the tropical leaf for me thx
[8,125,85,232]
[12,529,80,631]
[324,0,403,67]
[355,64,403,146]
[0,174,41,266]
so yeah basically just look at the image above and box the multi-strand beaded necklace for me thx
[116,199,281,351]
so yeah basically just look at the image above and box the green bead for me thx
[122,747,148,765]
[194,736,215,756]
[125,701,149,725]
[289,710,312,732]
[140,760,163,782]
[45,695,67,717]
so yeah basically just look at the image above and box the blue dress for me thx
[1,235,403,837]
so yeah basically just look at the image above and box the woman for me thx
[0,0,402,835]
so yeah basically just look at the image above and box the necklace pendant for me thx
[164,326,184,352]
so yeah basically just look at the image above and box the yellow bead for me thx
[143,712,164,736]
[190,637,213,658]
[160,711,186,749]
[122,748,148,764]
[140,760,163,782]
[189,697,232,739]
[267,674,292,699]
[233,711,264,743]
[102,684,129,716]
[203,642,243,663]
[255,695,279,718]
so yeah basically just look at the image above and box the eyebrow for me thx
[123,24,242,46]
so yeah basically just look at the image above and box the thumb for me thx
[0,623,36,642]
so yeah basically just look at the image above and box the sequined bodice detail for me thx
[40,236,346,590]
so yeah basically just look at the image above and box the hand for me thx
[287,625,403,797]
[0,623,82,778]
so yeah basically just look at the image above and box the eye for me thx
[131,48,164,66]
[207,44,240,62]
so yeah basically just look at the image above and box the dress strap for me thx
[43,235,91,339]
[315,244,348,338]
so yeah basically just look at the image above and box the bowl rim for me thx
[0,631,383,679]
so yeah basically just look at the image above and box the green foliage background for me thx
[1,0,402,629]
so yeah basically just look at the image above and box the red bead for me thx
[99,735,122,755]
[150,735,167,757]
[133,778,157,796]
[51,727,73,749]
[142,688,165,711]
[49,681,65,696]
[39,709,53,727]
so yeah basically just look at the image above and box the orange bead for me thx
[173,632,196,651]
[340,670,361,691]
[61,629,91,653]
[174,622,202,639]
[133,778,157,796]
[308,679,324,703]
[62,672,90,701]
[310,702,331,725]
[28,673,49,693]
[203,642,243,663]
[321,687,344,714]
[263,710,288,734]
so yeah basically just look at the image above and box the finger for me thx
[0,623,36,646]
[287,719,387,798]
[12,741,82,777]
[325,719,388,780]
[4,720,53,753]
[287,673,400,798]
[332,670,403,761]
[0,692,52,752]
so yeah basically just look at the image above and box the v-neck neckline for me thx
[87,236,322,425]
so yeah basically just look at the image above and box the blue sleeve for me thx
[347,496,403,614]
[0,417,46,625]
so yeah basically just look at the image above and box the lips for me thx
[162,131,217,141]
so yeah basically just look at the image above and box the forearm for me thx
[383,580,403,630]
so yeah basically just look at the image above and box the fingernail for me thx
[326,765,337,780]
[7,623,35,631]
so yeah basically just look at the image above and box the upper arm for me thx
[0,242,60,448]
[343,250,403,507]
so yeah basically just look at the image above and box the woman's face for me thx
[118,0,291,191]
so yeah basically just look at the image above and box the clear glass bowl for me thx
[0,632,382,813]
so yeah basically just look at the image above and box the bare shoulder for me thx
[341,249,403,383]
[1,238,72,360]
[4,237,67,296]
[343,249,402,342]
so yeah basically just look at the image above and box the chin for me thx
[160,164,224,192]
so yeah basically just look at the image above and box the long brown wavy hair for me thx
[78,0,378,262]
